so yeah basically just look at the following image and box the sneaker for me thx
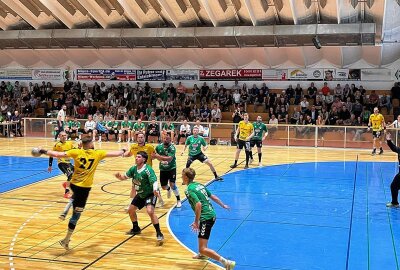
[249,158,254,164]
[230,164,237,169]
[258,162,262,167]
[117,139,121,143]
[215,176,223,181]
[63,192,71,199]
[126,227,141,235]
[98,138,102,142]
[157,232,164,242]
[192,253,208,260]
[59,239,70,250]
[59,214,66,221]
[167,188,171,199]
[371,149,376,155]
[127,139,131,143]
[379,149,384,155]
[244,165,249,169]
[386,202,400,208]
[225,260,236,270]
[176,201,182,208]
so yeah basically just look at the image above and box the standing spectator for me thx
[200,82,209,103]
[307,82,317,101]
[294,84,303,105]
[321,82,330,96]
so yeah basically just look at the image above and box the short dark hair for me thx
[81,136,93,145]
[137,151,148,163]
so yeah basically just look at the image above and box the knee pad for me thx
[68,211,82,229]
[171,184,177,190]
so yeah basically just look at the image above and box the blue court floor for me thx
[169,161,400,270]
[0,156,61,193]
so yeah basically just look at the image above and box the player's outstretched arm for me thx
[386,133,400,153]
[210,194,230,210]
[106,148,127,157]
[39,149,68,158]
[114,172,129,181]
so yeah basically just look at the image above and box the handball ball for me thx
[31,147,42,157]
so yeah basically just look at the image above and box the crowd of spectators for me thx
[0,79,398,139]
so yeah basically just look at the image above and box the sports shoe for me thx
[117,139,121,143]
[379,148,384,155]
[386,202,400,208]
[193,253,208,260]
[167,188,171,199]
[258,162,262,167]
[244,165,249,169]
[176,200,182,208]
[225,260,236,270]
[63,192,71,199]
[98,138,102,142]
[59,239,70,250]
[157,232,164,242]
[230,164,237,169]
[371,149,376,155]
[249,158,254,164]
[59,214,66,221]
[126,227,141,235]
[215,176,223,181]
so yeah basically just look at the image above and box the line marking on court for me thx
[8,203,54,270]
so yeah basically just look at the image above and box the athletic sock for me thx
[153,223,161,234]
[258,153,262,162]
[213,171,218,178]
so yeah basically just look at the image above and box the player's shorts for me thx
[119,129,130,134]
[372,130,382,138]
[188,153,208,164]
[160,168,176,186]
[237,139,250,151]
[250,140,263,148]
[58,163,74,180]
[83,129,94,134]
[131,193,157,210]
[198,217,216,240]
[70,184,91,209]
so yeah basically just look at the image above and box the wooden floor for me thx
[0,137,396,270]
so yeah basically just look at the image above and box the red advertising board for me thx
[199,69,262,80]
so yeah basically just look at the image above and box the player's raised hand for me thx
[386,132,392,141]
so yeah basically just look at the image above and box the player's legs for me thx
[230,148,242,168]
[145,196,164,241]
[387,173,400,207]
[204,159,222,181]
[125,186,137,211]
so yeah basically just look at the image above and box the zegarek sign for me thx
[199,69,262,81]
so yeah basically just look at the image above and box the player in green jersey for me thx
[105,118,119,142]
[181,126,223,181]
[153,132,182,208]
[114,151,164,243]
[182,167,235,269]
[249,116,268,166]
[118,116,132,143]
[132,119,146,142]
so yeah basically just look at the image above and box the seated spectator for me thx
[132,119,146,142]
[379,93,391,111]
[11,110,23,137]
[200,104,210,122]
[294,84,303,105]
[307,105,318,124]
[211,104,222,123]
[193,120,205,137]
[249,84,259,103]
[368,90,379,111]
[328,106,339,125]
[391,82,400,100]
[300,97,309,113]
[352,99,363,118]
[361,106,371,125]
[269,114,278,130]
[162,119,175,142]
[290,106,300,124]
[177,119,191,145]
[232,89,241,106]
[325,92,334,110]
[306,82,317,101]
[334,84,343,99]
[83,114,97,141]
[146,119,160,143]
[337,106,351,125]
[286,85,294,101]
[321,82,330,96]
[105,117,118,142]
[277,106,288,124]
[254,89,266,112]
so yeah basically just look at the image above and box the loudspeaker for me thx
[312,36,322,49]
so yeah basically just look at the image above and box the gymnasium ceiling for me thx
[0,0,399,69]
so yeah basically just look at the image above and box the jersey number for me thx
[79,158,95,170]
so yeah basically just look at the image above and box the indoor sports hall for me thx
[0,1,400,270]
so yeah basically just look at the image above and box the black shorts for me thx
[198,217,216,239]
[250,140,263,148]
[160,168,176,186]
[237,139,250,151]
[188,153,208,164]
[372,130,382,138]
[83,129,94,134]
[70,184,91,209]
[58,163,74,180]
[131,193,157,210]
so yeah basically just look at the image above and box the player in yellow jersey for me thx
[35,136,127,250]
[230,113,254,169]
[123,132,165,208]
[368,107,386,155]
[48,131,75,197]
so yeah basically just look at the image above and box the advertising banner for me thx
[262,69,287,80]
[199,69,262,80]
[165,69,199,80]
[361,69,392,81]
[0,69,63,81]
[76,69,136,81]
[288,68,324,80]
[136,70,165,81]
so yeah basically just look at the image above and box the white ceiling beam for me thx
[76,0,110,28]
[199,0,218,26]
[336,0,341,24]
[39,0,74,29]
[158,0,180,27]
[1,0,41,29]
[244,0,256,26]
[288,0,298,24]
[117,0,144,28]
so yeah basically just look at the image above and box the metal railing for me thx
[22,118,397,149]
